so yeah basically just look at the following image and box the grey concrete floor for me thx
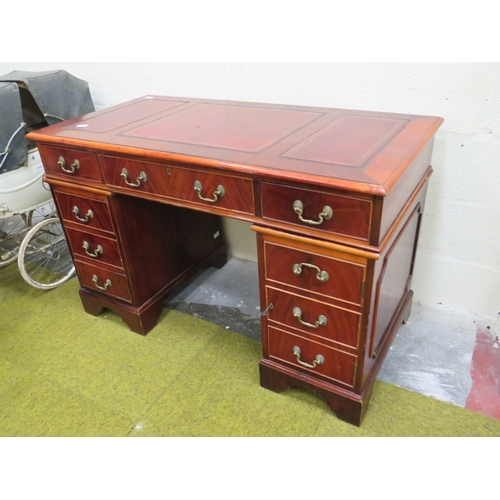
[164,256,485,410]
[164,256,262,341]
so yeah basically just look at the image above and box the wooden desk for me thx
[28,96,443,426]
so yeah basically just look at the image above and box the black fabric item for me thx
[0,81,26,173]
[0,70,95,174]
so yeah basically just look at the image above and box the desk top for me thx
[28,95,443,196]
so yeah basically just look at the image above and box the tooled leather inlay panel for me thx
[78,99,188,133]
[280,115,408,168]
[121,103,324,153]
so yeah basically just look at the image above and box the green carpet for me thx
[1,262,499,437]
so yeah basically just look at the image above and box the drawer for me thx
[261,182,371,241]
[263,240,365,305]
[100,156,255,215]
[39,145,103,182]
[53,190,115,234]
[65,227,123,269]
[266,286,360,350]
[75,260,132,302]
[267,325,357,387]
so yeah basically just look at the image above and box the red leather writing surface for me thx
[29,95,443,195]
[125,103,322,153]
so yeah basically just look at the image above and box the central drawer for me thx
[100,156,255,215]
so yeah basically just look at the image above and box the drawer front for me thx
[266,287,360,350]
[100,156,255,215]
[75,260,132,302]
[65,227,123,269]
[39,145,103,182]
[267,325,357,387]
[264,241,365,305]
[53,191,115,233]
[180,168,254,214]
[261,182,371,241]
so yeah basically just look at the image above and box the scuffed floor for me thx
[164,256,500,421]
[378,300,500,421]
[465,324,500,420]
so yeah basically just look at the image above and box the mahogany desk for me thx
[28,96,443,426]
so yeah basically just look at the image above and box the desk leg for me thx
[79,289,164,336]
[259,359,366,426]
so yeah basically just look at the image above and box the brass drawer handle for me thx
[293,307,327,329]
[83,241,103,258]
[293,346,324,369]
[194,180,225,203]
[72,206,93,223]
[58,156,80,174]
[293,200,333,226]
[293,262,329,283]
[92,275,112,291]
[121,168,147,187]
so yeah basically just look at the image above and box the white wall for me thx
[2,62,498,317]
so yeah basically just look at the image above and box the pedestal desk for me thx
[28,96,443,426]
